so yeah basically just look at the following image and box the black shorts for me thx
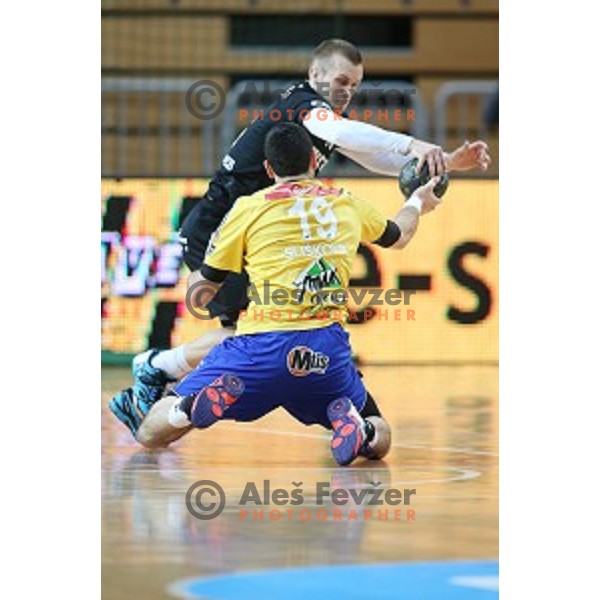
[179,196,249,325]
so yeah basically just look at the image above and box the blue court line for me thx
[168,559,499,600]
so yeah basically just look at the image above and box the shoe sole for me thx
[192,373,245,428]
[327,397,365,466]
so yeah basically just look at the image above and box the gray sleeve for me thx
[302,107,413,155]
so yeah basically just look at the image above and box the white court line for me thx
[397,443,498,458]
[200,467,483,514]
[237,426,499,458]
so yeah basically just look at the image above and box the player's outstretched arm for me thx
[302,107,447,175]
[337,146,412,177]
[447,140,491,172]
[339,140,490,177]
[390,177,442,249]
[305,108,491,176]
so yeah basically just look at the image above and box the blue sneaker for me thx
[132,350,176,417]
[108,388,143,437]
[327,397,366,466]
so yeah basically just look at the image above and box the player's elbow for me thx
[187,270,209,289]
[187,274,220,308]
[191,289,211,308]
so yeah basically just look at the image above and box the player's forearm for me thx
[391,203,421,250]
[303,108,413,155]
[337,147,413,176]
[187,270,222,308]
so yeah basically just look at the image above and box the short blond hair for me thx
[311,39,362,66]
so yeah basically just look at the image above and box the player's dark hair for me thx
[312,39,362,65]
[264,123,313,177]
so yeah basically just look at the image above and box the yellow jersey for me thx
[204,178,388,335]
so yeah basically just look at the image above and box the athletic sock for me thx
[150,346,193,380]
[363,418,381,453]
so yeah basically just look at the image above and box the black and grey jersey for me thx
[207,81,338,208]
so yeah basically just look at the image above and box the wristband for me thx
[403,195,423,214]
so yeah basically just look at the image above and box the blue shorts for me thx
[173,323,366,429]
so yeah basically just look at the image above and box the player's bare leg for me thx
[136,396,193,449]
[110,327,236,435]
[137,373,245,448]
[129,327,233,400]
[176,327,235,371]
[139,327,234,380]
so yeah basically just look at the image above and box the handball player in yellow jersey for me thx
[127,123,443,466]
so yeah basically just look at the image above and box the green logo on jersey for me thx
[293,258,342,303]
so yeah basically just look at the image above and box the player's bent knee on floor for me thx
[360,416,392,460]
[134,373,245,450]
[136,425,166,449]
[133,395,187,449]
[327,398,392,466]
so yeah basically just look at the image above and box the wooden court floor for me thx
[101,364,498,600]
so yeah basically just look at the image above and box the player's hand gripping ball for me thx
[398,157,450,199]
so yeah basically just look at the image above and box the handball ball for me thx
[398,157,450,199]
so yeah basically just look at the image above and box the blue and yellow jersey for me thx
[204,179,387,335]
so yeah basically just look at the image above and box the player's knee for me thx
[136,424,164,449]
[363,416,391,459]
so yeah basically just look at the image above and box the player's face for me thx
[314,54,363,112]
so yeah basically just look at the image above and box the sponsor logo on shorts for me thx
[287,346,330,376]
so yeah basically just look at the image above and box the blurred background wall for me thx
[101,0,499,178]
